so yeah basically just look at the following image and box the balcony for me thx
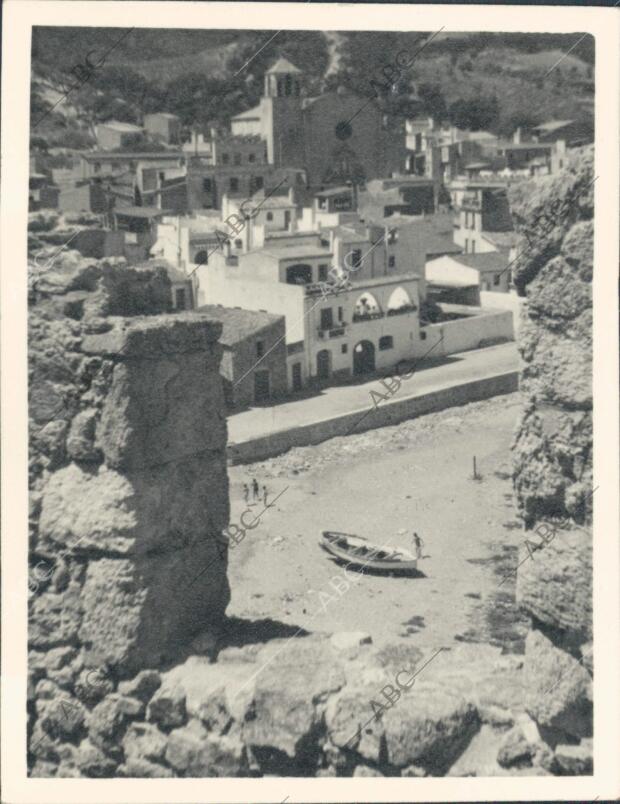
[352,311,384,323]
[317,325,347,339]
[386,304,418,317]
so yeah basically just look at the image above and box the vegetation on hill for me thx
[30,28,594,148]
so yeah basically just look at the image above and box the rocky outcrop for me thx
[30,630,529,778]
[508,147,593,770]
[28,254,230,774]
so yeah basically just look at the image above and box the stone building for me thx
[198,305,287,408]
[230,58,405,188]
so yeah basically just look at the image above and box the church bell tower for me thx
[262,58,304,167]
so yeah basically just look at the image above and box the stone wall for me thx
[28,252,230,776]
[508,146,594,772]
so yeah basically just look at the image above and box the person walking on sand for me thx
[243,483,249,504]
[262,485,268,506]
[413,532,424,560]
[252,478,259,501]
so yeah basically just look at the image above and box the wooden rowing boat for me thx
[319,531,418,573]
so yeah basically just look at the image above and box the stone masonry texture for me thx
[28,253,231,773]
[509,147,593,756]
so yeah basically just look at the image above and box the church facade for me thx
[230,58,406,189]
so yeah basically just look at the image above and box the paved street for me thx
[228,342,519,444]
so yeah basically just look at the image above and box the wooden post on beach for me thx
[473,456,477,478]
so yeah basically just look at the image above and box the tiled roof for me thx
[451,251,509,272]
[197,304,283,345]
[425,232,462,257]
[113,206,168,218]
[100,120,144,133]
[482,230,522,249]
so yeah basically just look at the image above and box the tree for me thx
[447,95,499,131]
[417,83,447,122]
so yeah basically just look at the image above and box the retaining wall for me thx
[228,370,519,464]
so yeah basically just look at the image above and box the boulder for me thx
[524,630,592,739]
[66,409,101,462]
[118,670,162,703]
[87,694,144,754]
[554,739,593,775]
[117,758,175,777]
[517,527,592,642]
[381,681,479,772]
[166,719,248,777]
[75,739,118,777]
[122,722,168,763]
[147,685,187,730]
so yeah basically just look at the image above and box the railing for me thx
[386,305,418,317]
[317,325,347,339]
[352,311,384,323]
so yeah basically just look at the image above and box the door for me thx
[353,340,375,375]
[292,362,302,391]
[284,210,291,229]
[316,349,331,380]
[254,370,270,403]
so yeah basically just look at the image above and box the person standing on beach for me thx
[243,483,249,504]
[262,485,268,506]
[413,532,423,559]
[252,478,259,501]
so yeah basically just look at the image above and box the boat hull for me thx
[319,531,418,573]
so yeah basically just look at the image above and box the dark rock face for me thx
[509,147,593,768]
[28,254,230,775]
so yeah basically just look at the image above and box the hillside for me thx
[30,28,594,146]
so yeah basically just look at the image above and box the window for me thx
[320,308,334,330]
[465,238,469,253]
[94,162,101,173]
[387,229,398,244]
[254,175,263,190]
[379,335,394,351]
[493,273,501,286]
[256,340,265,358]
[249,153,255,163]
[338,306,343,321]
[174,288,186,309]
[202,178,212,193]
[351,249,362,269]
[266,212,273,221]
[388,255,396,268]
[222,153,230,165]
[318,264,328,281]
[194,250,208,266]
[471,240,476,254]
[235,238,243,249]
[341,344,348,354]
[229,177,239,192]
[420,330,427,340]
[234,153,241,165]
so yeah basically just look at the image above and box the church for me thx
[230,58,406,189]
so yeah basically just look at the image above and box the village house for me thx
[426,250,511,303]
[143,112,181,145]
[96,120,145,151]
[198,304,287,407]
[452,180,517,256]
[358,176,437,219]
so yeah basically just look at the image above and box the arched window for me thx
[387,286,417,316]
[353,292,382,321]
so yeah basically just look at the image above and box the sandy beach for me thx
[225,392,529,654]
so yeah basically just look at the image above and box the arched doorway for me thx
[353,340,375,375]
[316,349,331,380]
